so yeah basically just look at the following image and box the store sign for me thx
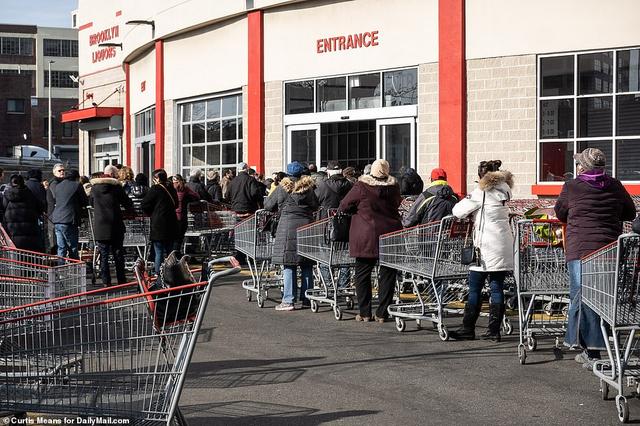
[316,30,379,54]
[89,25,120,64]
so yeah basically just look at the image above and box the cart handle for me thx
[208,256,241,282]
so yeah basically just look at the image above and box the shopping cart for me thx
[582,234,640,423]
[380,216,473,340]
[235,210,281,307]
[0,247,87,310]
[0,256,240,424]
[0,224,15,247]
[515,219,569,364]
[123,214,150,262]
[297,217,356,320]
[507,198,557,215]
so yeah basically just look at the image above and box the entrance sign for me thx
[316,31,379,54]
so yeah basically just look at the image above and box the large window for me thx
[43,39,78,57]
[538,48,640,182]
[179,93,243,178]
[0,37,33,56]
[44,71,79,88]
[135,107,155,138]
[285,68,417,115]
[7,99,25,114]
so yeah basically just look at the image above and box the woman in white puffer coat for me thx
[449,160,514,342]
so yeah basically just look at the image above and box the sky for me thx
[1,0,77,28]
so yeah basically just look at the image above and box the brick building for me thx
[69,0,640,197]
[0,24,78,165]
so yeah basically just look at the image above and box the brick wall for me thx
[263,80,283,175]
[466,55,537,198]
[417,62,439,180]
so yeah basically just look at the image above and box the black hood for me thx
[3,186,28,202]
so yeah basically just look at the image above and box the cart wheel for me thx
[246,290,252,302]
[438,325,449,341]
[395,317,406,332]
[600,380,610,400]
[562,304,569,317]
[416,319,423,329]
[257,292,265,308]
[543,302,553,316]
[333,306,343,321]
[310,300,319,313]
[506,296,517,311]
[502,318,513,335]
[526,336,537,351]
[616,395,629,423]
[346,297,354,310]
[518,344,527,365]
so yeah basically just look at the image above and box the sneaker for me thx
[355,314,371,322]
[574,351,590,364]
[275,302,295,311]
[373,315,387,324]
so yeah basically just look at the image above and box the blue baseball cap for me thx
[286,161,305,178]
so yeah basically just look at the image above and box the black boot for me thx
[449,303,481,340]
[482,303,505,342]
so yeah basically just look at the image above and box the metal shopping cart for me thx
[515,219,569,364]
[0,247,86,310]
[235,210,281,308]
[123,214,150,262]
[297,217,356,320]
[204,202,238,257]
[0,256,240,424]
[582,234,640,423]
[0,224,15,247]
[380,216,473,340]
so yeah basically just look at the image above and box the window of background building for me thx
[44,71,79,88]
[0,37,34,56]
[62,122,76,138]
[43,39,78,57]
[284,67,417,115]
[538,48,640,182]
[1,69,35,90]
[7,99,25,114]
[179,93,243,179]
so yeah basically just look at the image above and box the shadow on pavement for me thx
[187,356,324,372]
[180,400,377,425]
[185,368,305,388]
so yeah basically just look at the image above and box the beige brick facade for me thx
[417,62,439,179]
[466,55,537,198]
[264,80,283,175]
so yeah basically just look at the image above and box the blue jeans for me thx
[283,265,313,304]
[55,223,79,259]
[153,240,174,275]
[565,260,605,350]
[319,265,350,288]
[467,270,506,306]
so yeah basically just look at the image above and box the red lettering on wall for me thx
[91,46,116,63]
[141,81,146,92]
[316,31,379,54]
[89,25,120,46]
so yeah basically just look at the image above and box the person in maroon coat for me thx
[338,159,402,322]
[555,148,636,367]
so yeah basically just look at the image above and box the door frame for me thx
[376,117,416,170]
[286,123,321,166]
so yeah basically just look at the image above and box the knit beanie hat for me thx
[370,159,390,178]
[574,148,606,171]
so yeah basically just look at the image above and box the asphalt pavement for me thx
[179,271,636,425]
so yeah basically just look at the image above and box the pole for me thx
[47,60,54,160]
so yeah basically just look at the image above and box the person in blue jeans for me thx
[264,162,319,311]
[50,170,88,259]
[449,160,514,342]
[555,148,636,368]
[141,169,179,274]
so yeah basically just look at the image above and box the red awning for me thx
[60,106,123,123]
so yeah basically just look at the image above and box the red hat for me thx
[430,168,447,181]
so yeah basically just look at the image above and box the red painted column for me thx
[155,39,165,169]
[124,62,132,167]
[247,10,264,173]
[439,0,466,195]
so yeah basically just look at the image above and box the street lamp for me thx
[48,60,55,160]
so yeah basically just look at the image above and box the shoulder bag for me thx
[461,192,485,266]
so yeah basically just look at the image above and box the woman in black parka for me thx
[264,161,319,311]
[3,174,45,252]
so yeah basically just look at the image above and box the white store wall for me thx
[129,47,156,114]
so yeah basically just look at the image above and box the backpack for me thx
[417,185,457,224]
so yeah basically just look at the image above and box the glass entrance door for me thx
[287,124,320,165]
[376,118,415,176]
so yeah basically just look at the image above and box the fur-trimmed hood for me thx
[280,175,315,194]
[359,174,398,187]
[90,177,120,186]
[478,170,513,191]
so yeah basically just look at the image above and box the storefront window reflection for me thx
[285,80,314,114]
[349,73,380,109]
[540,142,574,182]
[383,69,417,106]
[317,77,346,112]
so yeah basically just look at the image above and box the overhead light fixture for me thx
[98,42,123,49]
[126,20,155,32]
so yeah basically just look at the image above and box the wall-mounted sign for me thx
[89,25,120,64]
[316,30,379,54]
[141,81,146,92]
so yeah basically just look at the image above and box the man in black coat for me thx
[91,165,134,286]
[142,169,179,274]
[3,175,45,252]
[26,169,47,209]
[51,169,88,259]
[46,163,65,253]
[229,162,262,214]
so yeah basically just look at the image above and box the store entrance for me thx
[287,117,414,175]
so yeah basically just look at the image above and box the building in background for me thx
[0,24,79,166]
[68,0,640,197]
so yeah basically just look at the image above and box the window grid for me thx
[179,93,243,180]
[44,71,79,88]
[538,48,640,183]
[135,107,156,138]
[43,39,78,58]
[0,37,34,56]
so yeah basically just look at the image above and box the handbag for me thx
[261,213,279,238]
[149,251,200,323]
[461,192,485,266]
[327,212,351,243]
